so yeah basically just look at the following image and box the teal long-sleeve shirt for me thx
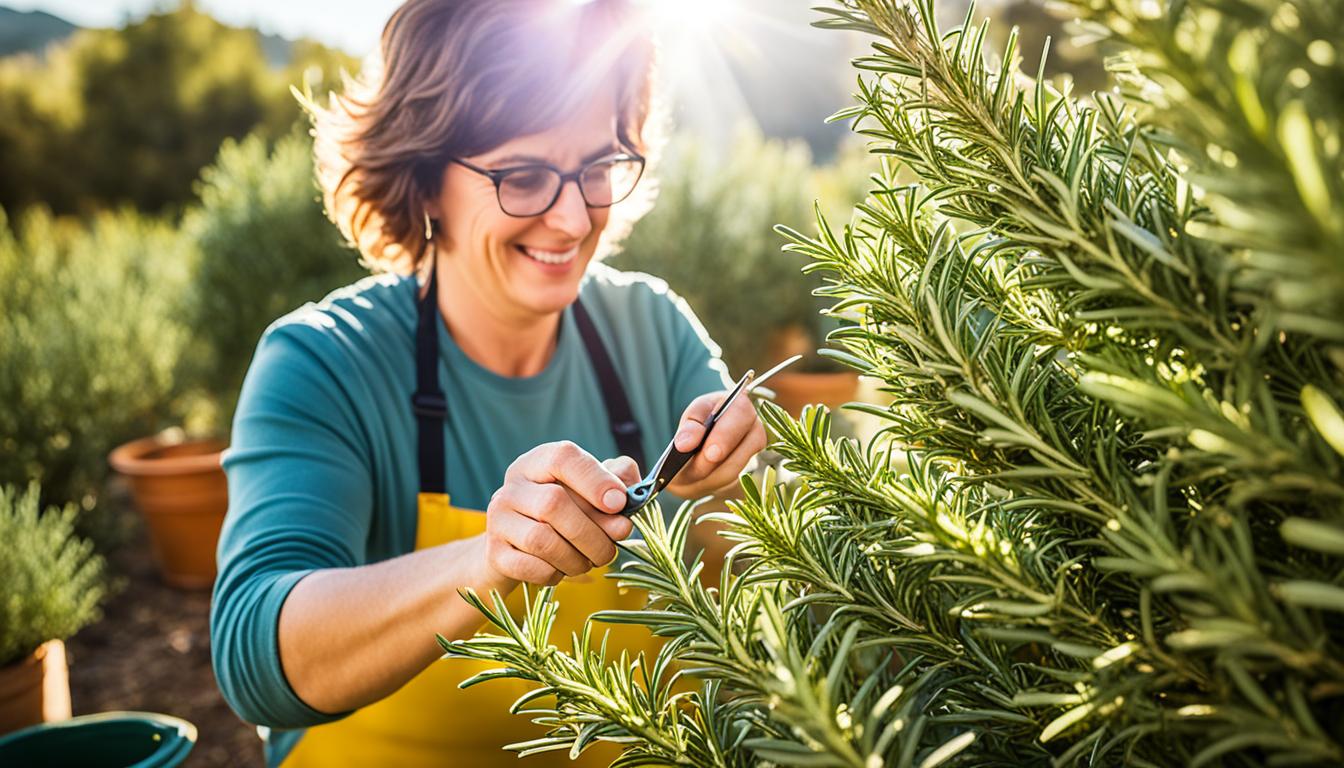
[209,263,731,765]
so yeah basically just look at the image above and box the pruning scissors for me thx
[620,354,803,516]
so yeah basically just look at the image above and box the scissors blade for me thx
[621,368,752,516]
[655,368,753,481]
[705,368,755,427]
[745,354,803,395]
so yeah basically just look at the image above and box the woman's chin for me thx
[513,251,588,311]
[514,280,582,317]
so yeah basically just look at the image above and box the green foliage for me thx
[0,206,190,512]
[0,483,106,667]
[0,4,355,216]
[443,504,762,768]
[0,125,365,516]
[611,131,866,374]
[441,0,1344,765]
[1072,0,1344,341]
[180,130,366,431]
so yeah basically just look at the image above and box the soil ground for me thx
[65,489,263,767]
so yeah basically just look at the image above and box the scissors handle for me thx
[620,369,754,515]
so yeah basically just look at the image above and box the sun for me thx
[632,0,759,143]
[641,0,741,36]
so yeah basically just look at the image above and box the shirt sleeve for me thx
[209,325,372,729]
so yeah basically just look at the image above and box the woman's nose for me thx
[541,179,593,240]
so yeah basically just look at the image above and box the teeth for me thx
[521,245,579,265]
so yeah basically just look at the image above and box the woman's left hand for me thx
[664,388,767,500]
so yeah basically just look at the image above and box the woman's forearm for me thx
[274,470,747,716]
[276,533,515,715]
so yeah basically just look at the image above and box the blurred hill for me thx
[662,0,1101,163]
[0,6,74,57]
[0,5,301,66]
[669,0,862,163]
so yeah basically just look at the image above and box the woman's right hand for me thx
[484,441,639,585]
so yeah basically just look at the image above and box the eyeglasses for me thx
[449,150,646,218]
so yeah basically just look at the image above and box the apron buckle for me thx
[411,391,448,419]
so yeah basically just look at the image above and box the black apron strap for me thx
[572,297,646,472]
[411,262,448,495]
[412,264,646,495]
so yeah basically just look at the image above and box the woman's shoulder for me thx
[579,261,686,325]
[261,272,417,360]
[234,273,417,431]
[577,262,719,363]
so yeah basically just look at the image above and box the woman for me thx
[209,1,765,766]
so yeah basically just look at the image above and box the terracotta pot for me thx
[763,324,862,416]
[0,640,70,735]
[764,370,862,417]
[109,434,228,590]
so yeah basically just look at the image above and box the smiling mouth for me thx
[517,244,580,265]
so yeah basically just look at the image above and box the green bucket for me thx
[0,711,196,767]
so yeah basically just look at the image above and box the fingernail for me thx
[675,430,694,449]
[603,488,626,511]
[706,444,723,462]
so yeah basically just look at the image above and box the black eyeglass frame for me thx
[449,148,646,218]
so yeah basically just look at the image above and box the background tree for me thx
[612,130,868,375]
[0,129,362,528]
[0,205,190,533]
[0,3,354,216]
[179,130,366,434]
[439,0,1344,765]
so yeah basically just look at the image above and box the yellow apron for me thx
[284,262,660,765]
[283,493,657,767]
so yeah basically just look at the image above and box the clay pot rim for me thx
[0,638,50,674]
[108,434,226,477]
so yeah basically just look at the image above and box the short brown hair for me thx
[306,0,661,273]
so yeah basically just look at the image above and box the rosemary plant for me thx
[442,0,1344,764]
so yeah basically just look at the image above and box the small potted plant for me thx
[613,130,864,414]
[0,484,106,735]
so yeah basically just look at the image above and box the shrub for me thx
[180,129,366,432]
[441,0,1344,765]
[0,483,106,667]
[0,206,190,513]
[611,130,864,374]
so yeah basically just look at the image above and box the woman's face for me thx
[432,94,621,322]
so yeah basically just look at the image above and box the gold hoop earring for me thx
[423,211,434,241]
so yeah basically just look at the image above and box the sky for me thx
[8,0,400,53]
[5,0,861,159]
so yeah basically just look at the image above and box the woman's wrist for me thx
[449,533,519,602]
